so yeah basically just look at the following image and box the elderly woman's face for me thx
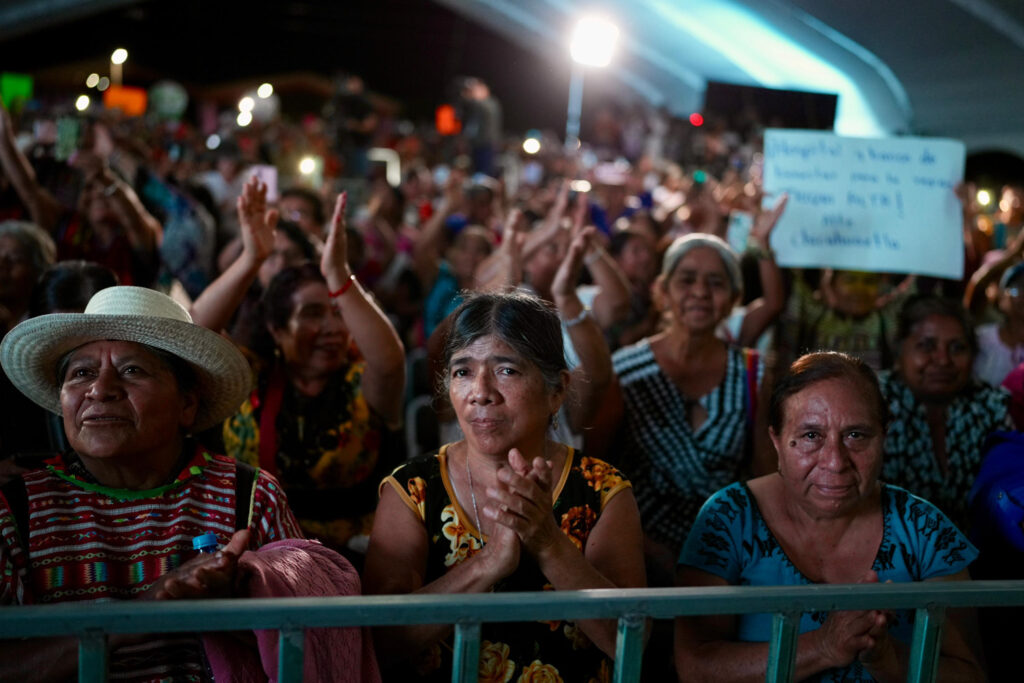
[448,334,565,457]
[770,377,883,517]
[898,314,972,402]
[270,281,350,375]
[663,246,735,332]
[60,340,198,462]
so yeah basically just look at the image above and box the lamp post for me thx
[110,48,128,87]
[565,17,619,152]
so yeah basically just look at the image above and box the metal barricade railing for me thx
[3,580,1023,683]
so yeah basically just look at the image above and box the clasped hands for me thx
[481,448,564,562]
[813,570,898,672]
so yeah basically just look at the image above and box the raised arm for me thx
[322,192,406,427]
[75,152,163,254]
[520,179,571,263]
[473,207,525,291]
[411,170,465,288]
[738,193,787,347]
[189,175,277,331]
[963,227,1024,314]
[0,100,61,231]
[552,224,614,432]
[571,191,632,329]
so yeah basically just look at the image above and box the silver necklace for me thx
[450,447,485,546]
[465,452,485,545]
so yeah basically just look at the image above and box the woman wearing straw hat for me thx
[0,285,303,682]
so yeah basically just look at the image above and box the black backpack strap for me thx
[234,462,257,531]
[1,476,30,553]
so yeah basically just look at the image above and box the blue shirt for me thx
[680,482,977,682]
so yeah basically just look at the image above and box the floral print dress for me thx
[380,445,631,683]
[223,346,387,550]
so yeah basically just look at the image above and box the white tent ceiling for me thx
[435,0,1024,155]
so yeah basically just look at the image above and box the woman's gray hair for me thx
[442,289,567,395]
[0,220,57,275]
[661,233,742,298]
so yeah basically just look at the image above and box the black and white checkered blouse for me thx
[612,340,762,551]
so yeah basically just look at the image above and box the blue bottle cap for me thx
[192,532,219,553]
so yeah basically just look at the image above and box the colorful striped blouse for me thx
[0,447,303,681]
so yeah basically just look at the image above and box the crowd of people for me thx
[1,68,1022,682]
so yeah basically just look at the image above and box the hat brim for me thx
[1,313,251,432]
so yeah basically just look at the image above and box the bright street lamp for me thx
[110,48,128,87]
[570,17,619,67]
[566,17,619,151]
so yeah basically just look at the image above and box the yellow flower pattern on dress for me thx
[516,660,563,683]
[560,506,597,551]
[579,457,625,504]
[222,351,383,549]
[222,398,260,467]
[407,477,428,519]
[478,641,515,683]
[441,504,482,567]
[386,447,622,681]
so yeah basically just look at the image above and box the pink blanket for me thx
[203,539,381,683]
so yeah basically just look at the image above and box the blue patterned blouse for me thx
[680,482,977,682]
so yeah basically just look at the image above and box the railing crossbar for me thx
[8,581,1021,683]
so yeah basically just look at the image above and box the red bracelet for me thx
[329,274,357,298]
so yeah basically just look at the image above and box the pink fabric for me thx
[203,539,381,683]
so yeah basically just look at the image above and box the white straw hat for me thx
[0,286,251,431]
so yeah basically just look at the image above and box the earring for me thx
[550,411,560,431]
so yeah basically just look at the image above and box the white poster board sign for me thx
[763,129,965,279]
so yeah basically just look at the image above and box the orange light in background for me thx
[689,113,704,127]
[436,104,461,136]
[103,85,147,116]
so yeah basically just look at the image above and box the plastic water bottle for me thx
[192,532,219,554]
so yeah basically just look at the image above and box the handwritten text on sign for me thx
[763,129,965,279]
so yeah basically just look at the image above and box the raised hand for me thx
[236,174,278,269]
[321,191,352,287]
[440,169,466,213]
[552,225,594,302]
[149,529,251,600]
[750,193,788,248]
